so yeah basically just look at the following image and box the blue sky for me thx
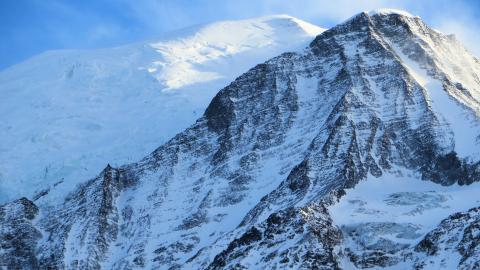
[1,0,480,70]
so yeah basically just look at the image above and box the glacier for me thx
[0,15,324,203]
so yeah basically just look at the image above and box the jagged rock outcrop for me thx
[36,165,130,269]
[1,9,480,269]
[414,207,480,269]
[0,198,41,269]
[206,199,342,270]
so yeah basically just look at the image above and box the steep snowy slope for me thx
[0,15,324,203]
[1,9,480,270]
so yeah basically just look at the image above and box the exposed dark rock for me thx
[0,198,41,269]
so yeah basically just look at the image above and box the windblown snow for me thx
[0,15,324,203]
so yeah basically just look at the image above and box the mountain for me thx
[0,15,324,203]
[2,9,480,270]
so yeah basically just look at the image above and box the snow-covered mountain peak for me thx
[0,15,324,204]
[2,10,480,270]
[338,8,415,27]
[311,9,480,158]
[146,14,324,90]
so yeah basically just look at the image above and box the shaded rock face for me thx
[414,207,480,269]
[34,165,130,269]
[1,11,480,269]
[0,198,41,269]
[206,200,342,270]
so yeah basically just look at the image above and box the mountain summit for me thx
[1,10,480,269]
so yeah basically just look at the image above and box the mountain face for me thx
[0,15,324,203]
[2,9,480,270]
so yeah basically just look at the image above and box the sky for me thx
[1,0,480,70]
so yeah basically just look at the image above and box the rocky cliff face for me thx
[1,10,480,269]
[414,207,480,269]
[0,198,41,269]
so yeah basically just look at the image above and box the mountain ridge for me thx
[1,9,480,270]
